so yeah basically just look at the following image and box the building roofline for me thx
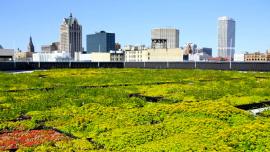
[218,16,235,21]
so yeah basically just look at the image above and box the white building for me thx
[234,54,245,62]
[218,16,236,59]
[125,48,183,62]
[125,50,149,62]
[110,50,125,62]
[123,45,147,51]
[33,51,71,62]
[76,53,91,61]
[151,28,179,49]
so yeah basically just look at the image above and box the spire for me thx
[70,13,73,18]
[28,36,35,52]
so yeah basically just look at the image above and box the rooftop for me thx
[218,16,235,21]
[152,28,179,31]
[63,13,80,26]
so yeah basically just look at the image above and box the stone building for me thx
[244,52,270,62]
[60,13,82,60]
[28,36,35,53]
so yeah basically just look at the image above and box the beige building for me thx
[15,51,33,61]
[125,48,183,62]
[125,50,149,62]
[244,52,270,62]
[89,51,124,62]
[60,13,82,59]
[110,51,125,62]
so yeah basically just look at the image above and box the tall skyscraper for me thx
[151,28,179,49]
[218,16,236,59]
[86,31,115,53]
[28,36,35,52]
[60,13,82,59]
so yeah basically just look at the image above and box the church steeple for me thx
[28,36,35,53]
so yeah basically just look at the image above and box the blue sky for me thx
[1,0,270,55]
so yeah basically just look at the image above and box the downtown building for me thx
[41,42,60,53]
[151,28,180,49]
[244,51,270,62]
[218,16,236,59]
[86,31,115,53]
[125,47,183,62]
[0,45,14,61]
[15,36,35,61]
[60,13,82,60]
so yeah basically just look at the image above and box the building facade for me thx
[110,51,125,62]
[60,13,82,60]
[151,28,179,49]
[125,48,183,62]
[0,49,14,61]
[86,31,115,53]
[244,52,270,62]
[41,42,60,53]
[15,51,33,61]
[234,54,245,62]
[218,16,235,59]
[125,50,149,62]
[124,45,147,51]
[33,52,70,62]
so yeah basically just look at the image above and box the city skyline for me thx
[1,0,270,56]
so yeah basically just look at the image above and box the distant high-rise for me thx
[0,45,3,49]
[151,28,179,49]
[86,31,115,53]
[41,42,60,53]
[28,36,35,52]
[218,16,236,59]
[115,43,121,50]
[60,13,82,59]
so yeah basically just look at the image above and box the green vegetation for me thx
[1,69,270,151]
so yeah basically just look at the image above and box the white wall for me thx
[78,53,91,61]
[33,52,70,62]
[89,53,110,62]
[234,54,245,62]
[148,48,183,62]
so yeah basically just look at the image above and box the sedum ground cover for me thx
[0,69,270,151]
